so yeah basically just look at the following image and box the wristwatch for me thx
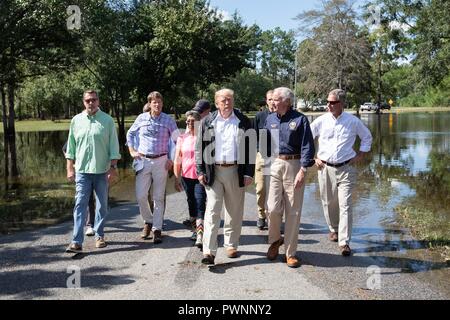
[300,167,307,173]
[110,164,118,169]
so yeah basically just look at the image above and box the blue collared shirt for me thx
[264,108,315,167]
[126,112,179,160]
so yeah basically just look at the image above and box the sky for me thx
[208,0,367,35]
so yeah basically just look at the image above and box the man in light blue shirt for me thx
[127,91,179,243]
[65,90,121,253]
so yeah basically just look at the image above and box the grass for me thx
[395,202,450,262]
[0,119,72,133]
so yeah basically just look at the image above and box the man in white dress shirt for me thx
[195,88,254,265]
[310,89,373,256]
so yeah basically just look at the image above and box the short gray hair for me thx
[185,110,201,121]
[273,87,294,107]
[329,89,346,106]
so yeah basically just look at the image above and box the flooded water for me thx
[1,111,450,293]
[306,111,450,295]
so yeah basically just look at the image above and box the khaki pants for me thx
[135,156,168,231]
[203,165,245,256]
[317,164,356,246]
[267,158,305,258]
[254,152,270,219]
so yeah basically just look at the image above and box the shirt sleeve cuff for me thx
[359,146,371,152]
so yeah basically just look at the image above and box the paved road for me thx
[0,188,448,300]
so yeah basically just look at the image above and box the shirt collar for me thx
[330,111,346,121]
[150,112,163,121]
[83,108,102,118]
[214,110,237,124]
[277,108,293,120]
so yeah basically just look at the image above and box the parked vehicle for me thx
[312,104,327,112]
[360,102,375,111]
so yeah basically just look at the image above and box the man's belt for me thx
[215,162,237,167]
[322,159,351,168]
[144,153,167,159]
[277,154,300,160]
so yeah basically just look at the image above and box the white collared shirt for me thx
[212,111,240,163]
[310,112,372,164]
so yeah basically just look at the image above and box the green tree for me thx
[0,0,83,177]
[259,28,297,86]
[222,68,273,112]
[295,0,372,107]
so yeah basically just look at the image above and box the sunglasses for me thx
[327,100,340,105]
[84,98,98,103]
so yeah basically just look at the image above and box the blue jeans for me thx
[181,177,206,220]
[72,173,109,245]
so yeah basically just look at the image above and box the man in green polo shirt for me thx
[65,90,121,253]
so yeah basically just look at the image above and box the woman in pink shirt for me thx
[174,111,206,248]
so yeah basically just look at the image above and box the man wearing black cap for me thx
[193,99,211,119]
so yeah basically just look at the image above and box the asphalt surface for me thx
[0,187,448,300]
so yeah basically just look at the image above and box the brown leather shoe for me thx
[201,254,215,265]
[267,238,284,260]
[65,243,82,253]
[141,223,152,239]
[153,229,162,244]
[286,256,300,268]
[340,244,351,256]
[226,248,238,258]
[95,237,107,248]
[328,232,338,242]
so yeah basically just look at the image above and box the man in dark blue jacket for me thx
[265,87,315,268]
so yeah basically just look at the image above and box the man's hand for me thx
[244,176,253,187]
[174,179,183,192]
[294,169,306,189]
[314,158,325,170]
[130,150,143,160]
[67,167,75,182]
[198,175,207,186]
[107,167,118,184]
[165,159,174,171]
[67,160,75,182]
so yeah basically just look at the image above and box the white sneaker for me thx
[85,227,95,236]
[195,232,203,248]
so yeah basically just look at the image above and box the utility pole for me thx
[294,46,299,109]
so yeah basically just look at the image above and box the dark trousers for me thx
[181,177,206,220]
[86,190,96,227]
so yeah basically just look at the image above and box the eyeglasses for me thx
[84,98,98,103]
[327,100,340,105]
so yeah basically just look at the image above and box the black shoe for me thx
[201,254,215,265]
[340,244,351,256]
[153,230,162,244]
[256,218,266,230]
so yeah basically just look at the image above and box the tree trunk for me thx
[1,83,9,178]
[117,90,126,149]
[7,83,19,177]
